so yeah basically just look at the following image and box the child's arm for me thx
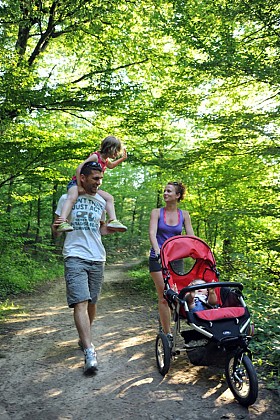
[185,291,196,309]
[208,286,218,306]
[106,148,127,169]
[75,153,99,193]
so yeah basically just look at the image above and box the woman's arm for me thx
[149,208,160,256]
[183,210,194,235]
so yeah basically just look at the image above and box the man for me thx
[52,161,115,375]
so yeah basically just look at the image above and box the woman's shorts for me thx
[149,257,161,273]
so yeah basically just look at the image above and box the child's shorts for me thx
[67,179,77,190]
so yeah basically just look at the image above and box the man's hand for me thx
[51,216,64,237]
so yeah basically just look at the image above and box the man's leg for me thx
[88,302,96,326]
[74,300,98,374]
[73,300,95,349]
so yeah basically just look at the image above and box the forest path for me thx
[0,262,279,420]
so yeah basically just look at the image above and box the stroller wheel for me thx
[225,353,258,407]
[155,332,171,376]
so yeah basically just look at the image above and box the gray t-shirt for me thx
[55,193,106,261]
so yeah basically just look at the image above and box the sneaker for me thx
[78,339,93,351]
[57,221,74,232]
[107,219,127,232]
[84,347,98,374]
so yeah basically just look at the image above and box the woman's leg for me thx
[150,271,171,334]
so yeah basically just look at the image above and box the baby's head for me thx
[190,279,208,296]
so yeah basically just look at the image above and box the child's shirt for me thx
[191,293,208,312]
[90,151,108,172]
[71,151,108,182]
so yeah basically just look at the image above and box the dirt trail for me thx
[0,262,279,420]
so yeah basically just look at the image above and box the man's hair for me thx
[80,162,103,176]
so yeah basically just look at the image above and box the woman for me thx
[149,181,194,337]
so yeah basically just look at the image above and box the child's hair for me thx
[167,181,186,202]
[100,136,122,156]
[191,279,206,286]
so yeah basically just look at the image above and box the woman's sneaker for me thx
[84,347,98,375]
[166,333,173,349]
[107,219,127,232]
[57,221,74,232]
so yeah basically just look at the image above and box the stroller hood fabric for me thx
[160,235,220,301]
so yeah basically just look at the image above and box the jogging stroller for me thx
[155,235,258,407]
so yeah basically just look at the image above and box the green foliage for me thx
[0,249,64,300]
[128,261,156,298]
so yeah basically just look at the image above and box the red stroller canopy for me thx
[160,235,220,298]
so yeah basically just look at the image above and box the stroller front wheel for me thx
[225,353,258,407]
[155,333,171,376]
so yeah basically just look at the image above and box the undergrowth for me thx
[0,251,64,317]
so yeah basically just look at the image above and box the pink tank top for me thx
[71,151,108,181]
[90,151,108,172]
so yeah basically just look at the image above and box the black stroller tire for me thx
[155,333,171,376]
[225,353,258,407]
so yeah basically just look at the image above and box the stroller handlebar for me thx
[164,288,186,306]
[177,281,243,299]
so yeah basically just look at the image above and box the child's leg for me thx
[97,190,127,232]
[97,190,116,220]
[57,186,78,232]
[60,186,79,220]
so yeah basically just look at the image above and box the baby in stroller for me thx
[185,279,218,312]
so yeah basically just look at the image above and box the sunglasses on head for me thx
[84,162,102,171]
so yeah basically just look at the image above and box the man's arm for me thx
[52,214,63,238]
[52,195,67,237]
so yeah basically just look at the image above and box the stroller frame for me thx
[155,235,258,407]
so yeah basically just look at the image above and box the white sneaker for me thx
[78,339,93,351]
[84,347,98,374]
[107,219,127,232]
